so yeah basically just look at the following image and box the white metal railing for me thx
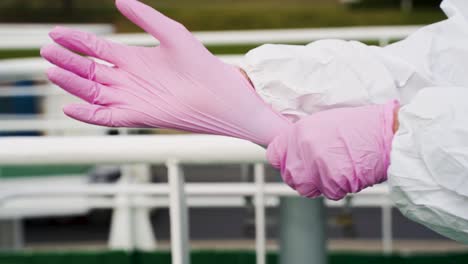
[0,25,421,50]
[108,25,420,47]
[0,135,393,264]
[0,56,241,82]
[0,135,267,264]
[0,23,114,50]
[0,23,114,35]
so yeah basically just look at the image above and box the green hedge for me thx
[1,250,468,264]
[351,0,441,9]
[0,0,445,31]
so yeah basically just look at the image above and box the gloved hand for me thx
[267,100,399,200]
[40,0,290,145]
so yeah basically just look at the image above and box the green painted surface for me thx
[0,165,93,179]
[0,250,467,264]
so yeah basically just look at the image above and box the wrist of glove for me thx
[266,100,400,200]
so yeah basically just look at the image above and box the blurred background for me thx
[1,0,467,264]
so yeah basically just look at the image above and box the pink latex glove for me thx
[40,0,290,146]
[267,100,399,200]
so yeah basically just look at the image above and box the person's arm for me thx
[239,41,401,122]
[240,65,403,132]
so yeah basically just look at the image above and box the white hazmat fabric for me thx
[389,87,468,244]
[242,0,468,243]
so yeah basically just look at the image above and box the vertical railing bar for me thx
[167,159,190,264]
[133,163,157,251]
[109,165,134,251]
[382,199,393,254]
[13,218,24,250]
[254,163,266,264]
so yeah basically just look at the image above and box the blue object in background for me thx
[12,80,37,114]
[0,80,40,136]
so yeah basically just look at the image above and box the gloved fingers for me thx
[49,26,127,66]
[63,103,117,127]
[266,128,323,197]
[266,140,282,169]
[266,129,292,169]
[267,141,322,198]
[295,184,321,199]
[41,44,119,85]
[115,0,188,48]
[266,135,294,185]
[47,67,115,105]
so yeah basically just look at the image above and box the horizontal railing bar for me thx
[109,26,419,46]
[0,118,135,132]
[0,135,267,165]
[0,85,61,97]
[0,23,114,34]
[0,182,390,205]
[0,194,390,220]
[0,25,420,50]
[0,56,241,81]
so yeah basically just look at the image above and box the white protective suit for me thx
[241,0,468,243]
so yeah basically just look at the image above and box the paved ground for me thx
[24,239,468,253]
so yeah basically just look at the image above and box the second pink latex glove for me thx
[41,0,290,146]
[267,100,399,200]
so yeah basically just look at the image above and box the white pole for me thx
[132,164,157,251]
[254,163,266,264]
[167,160,190,264]
[0,218,23,250]
[279,197,327,264]
[109,165,134,250]
[13,218,24,250]
[382,203,393,254]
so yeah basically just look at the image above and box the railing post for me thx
[0,218,23,250]
[167,160,190,264]
[132,164,157,251]
[279,197,327,264]
[254,163,266,264]
[382,201,393,254]
[109,165,134,250]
